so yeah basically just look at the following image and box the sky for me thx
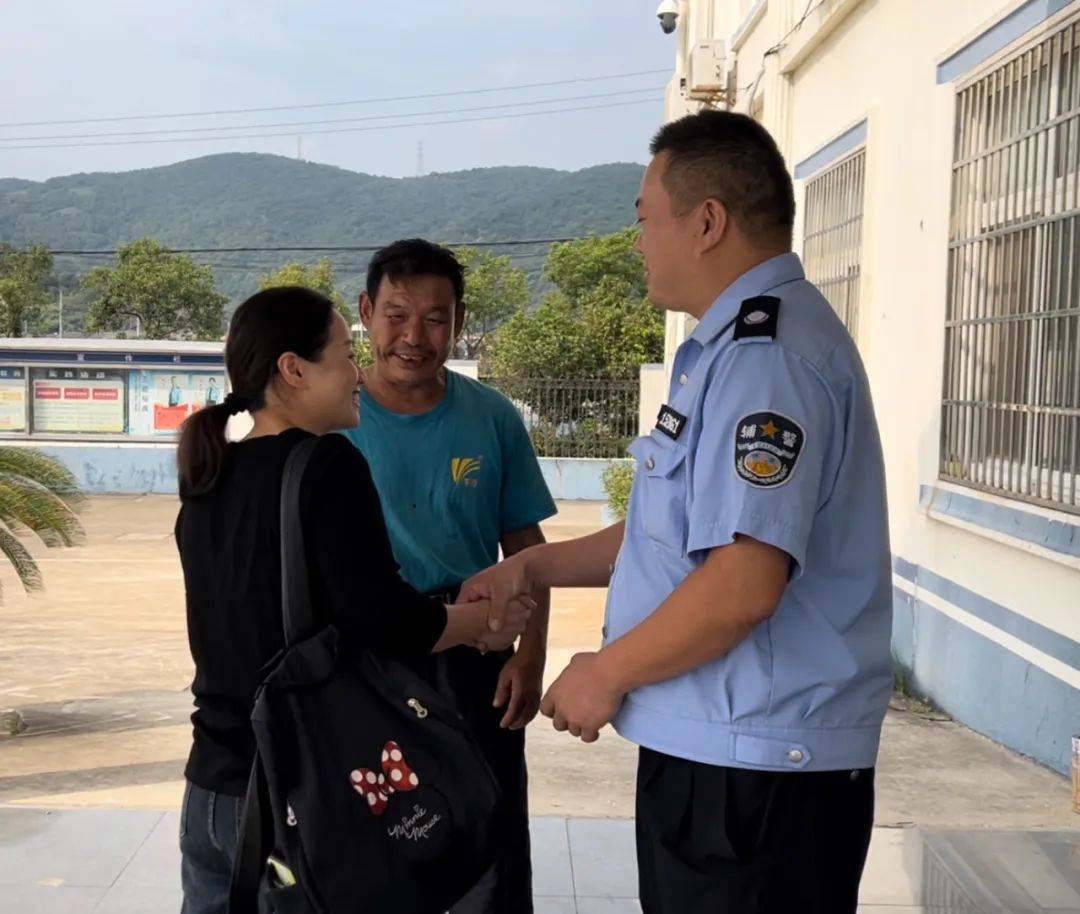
[0,1,675,182]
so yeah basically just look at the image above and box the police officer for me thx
[463,110,892,913]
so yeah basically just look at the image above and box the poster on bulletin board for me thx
[0,367,27,432]
[30,368,126,434]
[127,370,225,437]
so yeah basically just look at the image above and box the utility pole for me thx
[58,286,63,339]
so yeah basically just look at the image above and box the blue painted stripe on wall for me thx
[920,484,1080,558]
[891,585,1079,774]
[793,120,867,179]
[37,445,614,501]
[892,556,1080,670]
[892,554,919,583]
[937,0,1074,84]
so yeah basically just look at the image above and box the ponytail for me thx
[177,402,233,499]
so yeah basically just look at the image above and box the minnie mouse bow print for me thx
[350,741,420,816]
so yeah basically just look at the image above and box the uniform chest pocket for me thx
[631,436,689,551]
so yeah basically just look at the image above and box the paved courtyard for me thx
[0,496,1078,911]
[2,807,1079,913]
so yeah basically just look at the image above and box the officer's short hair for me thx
[366,239,466,306]
[649,110,795,248]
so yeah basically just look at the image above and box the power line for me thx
[0,69,672,129]
[0,97,663,151]
[47,237,590,256]
[0,87,664,144]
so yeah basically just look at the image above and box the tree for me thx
[0,245,55,338]
[259,259,355,325]
[487,230,663,380]
[485,230,664,459]
[542,228,646,304]
[0,448,84,598]
[452,248,528,361]
[83,238,227,340]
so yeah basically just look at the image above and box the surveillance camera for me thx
[657,0,679,34]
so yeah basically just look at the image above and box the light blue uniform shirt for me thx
[604,253,892,772]
[344,371,557,594]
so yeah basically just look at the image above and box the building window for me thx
[802,148,865,338]
[941,15,1080,513]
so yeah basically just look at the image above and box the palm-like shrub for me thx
[0,448,84,596]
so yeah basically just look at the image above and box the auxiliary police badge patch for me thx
[734,411,804,488]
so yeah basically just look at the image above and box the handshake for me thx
[445,593,535,654]
[449,549,537,653]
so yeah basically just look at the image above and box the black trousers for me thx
[420,640,532,914]
[636,747,874,914]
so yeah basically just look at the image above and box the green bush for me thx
[354,338,374,369]
[602,461,636,521]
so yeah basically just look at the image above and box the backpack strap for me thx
[228,434,320,912]
[280,436,320,647]
[228,754,272,914]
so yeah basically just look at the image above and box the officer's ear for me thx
[698,197,730,254]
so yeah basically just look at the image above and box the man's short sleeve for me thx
[686,343,840,571]
[496,398,557,534]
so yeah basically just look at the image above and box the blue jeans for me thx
[180,781,243,914]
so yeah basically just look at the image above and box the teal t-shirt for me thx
[343,372,557,594]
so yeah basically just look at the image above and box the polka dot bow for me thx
[349,741,420,816]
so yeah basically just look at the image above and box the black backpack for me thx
[229,436,501,914]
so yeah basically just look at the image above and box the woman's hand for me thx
[434,597,531,653]
[473,595,532,653]
[459,550,539,634]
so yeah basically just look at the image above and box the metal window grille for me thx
[942,14,1080,512]
[481,377,639,459]
[802,149,866,338]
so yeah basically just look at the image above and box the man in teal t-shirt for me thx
[343,239,556,914]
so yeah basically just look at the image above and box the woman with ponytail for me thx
[174,287,528,914]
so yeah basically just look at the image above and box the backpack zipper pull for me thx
[406,698,429,719]
[286,804,297,827]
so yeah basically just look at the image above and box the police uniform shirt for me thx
[604,252,893,773]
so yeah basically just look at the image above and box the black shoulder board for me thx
[733,295,781,341]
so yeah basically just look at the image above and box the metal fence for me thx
[481,377,639,459]
[803,148,866,338]
[941,13,1080,513]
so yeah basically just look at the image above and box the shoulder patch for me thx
[733,295,780,341]
[733,411,804,488]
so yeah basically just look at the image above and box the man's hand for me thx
[472,595,532,653]
[539,651,625,744]
[460,551,537,635]
[493,648,546,730]
[438,597,530,654]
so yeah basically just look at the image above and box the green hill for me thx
[0,154,644,313]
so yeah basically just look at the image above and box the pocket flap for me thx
[629,435,687,479]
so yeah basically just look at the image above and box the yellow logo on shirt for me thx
[451,457,482,487]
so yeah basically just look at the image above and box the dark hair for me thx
[177,286,335,499]
[365,238,465,305]
[649,110,795,247]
